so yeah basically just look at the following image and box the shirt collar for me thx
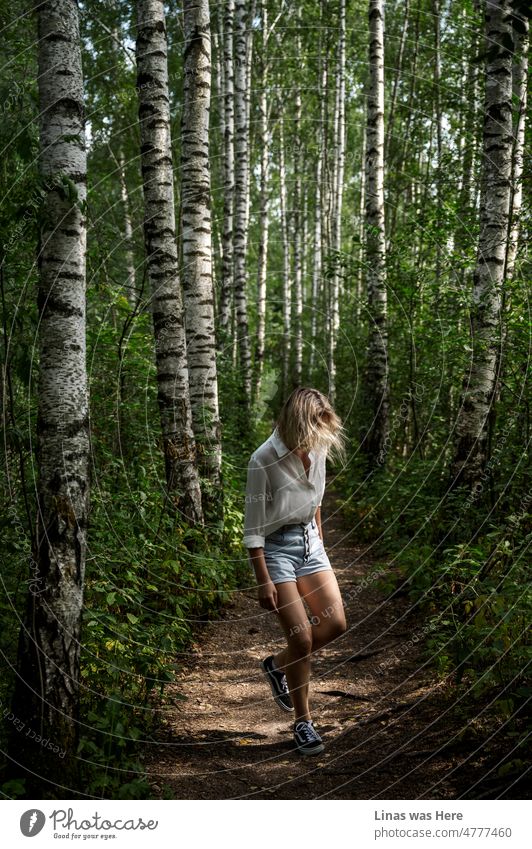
[271,427,290,457]
[271,427,315,461]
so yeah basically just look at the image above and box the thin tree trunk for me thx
[362,0,389,468]
[505,10,528,283]
[8,0,89,793]
[136,0,203,523]
[117,147,137,308]
[432,0,443,306]
[309,53,325,374]
[356,130,366,322]
[279,117,292,398]
[254,0,270,400]
[233,0,252,402]
[327,0,346,403]
[218,0,235,336]
[181,0,222,502]
[450,0,515,489]
[293,16,303,387]
[384,0,409,163]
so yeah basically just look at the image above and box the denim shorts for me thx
[263,519,333,585]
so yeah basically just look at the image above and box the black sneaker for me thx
[293,720,325,756]
[260,655,294,712]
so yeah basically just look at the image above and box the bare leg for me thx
[273,571,347,716]
[271,582,313,722]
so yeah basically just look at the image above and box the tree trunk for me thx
[279,116,292,398]
[233,0,253,403]
[254,0,270,399]
[293,19,303,387]
[327,0,346,404]
[362,0,389,468]
[431,0,443,307]
[505,9,528,283]
[136,0,203,523]
[7,0,89,794]
[309,53,325,375]
[355,129,366,322]
[181,0,222,501]
[450,0,515,490]
[218,0,235,337]
[118,147,137,309]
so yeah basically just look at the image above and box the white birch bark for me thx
[219,0,235,335]
[363,0,390,467]
[279,116,292,397]
[9,0,89,790]
[254,0,270,399]
[309,55,326,375]
[356,129,366,322]
[293,36,303,387]
[327,0,346,403]
[181,0,222,495]
[505,10,528,281]
[450,0,515,488]
[233,0,252,402]
[136,0,203,523]
[118,147,137,308]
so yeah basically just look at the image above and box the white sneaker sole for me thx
[295,741,325,756]
[259,660,294,712]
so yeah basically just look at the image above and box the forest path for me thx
[143,488,501,800]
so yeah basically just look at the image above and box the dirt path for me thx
[142,489,517,800]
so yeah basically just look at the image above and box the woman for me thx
[243,387,347,755]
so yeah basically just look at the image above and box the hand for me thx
[258,579,278,612]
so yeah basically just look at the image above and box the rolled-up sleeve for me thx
[243,457,270,548]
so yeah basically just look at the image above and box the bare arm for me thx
[314,505,323,540]
[247,547,278,611]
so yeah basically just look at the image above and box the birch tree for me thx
[450,0,515,489]
[136,0,203,523]
[309,53,326,374]
[293,16,304,386]
[233,0,252,402]
[181,0,222,498]
[8,0,89,792]
[254,0,270,398]
[218,0,235,336]
[279,116,292,397]
[362,0,389,467]
[328,0,346,403]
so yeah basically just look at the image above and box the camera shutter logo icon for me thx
[20,810,46,837]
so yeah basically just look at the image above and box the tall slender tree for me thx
[218,0,235,337]
[362,0,389,467]
[233,0,253,403]
[254,0,270,399]
[279,116,292,398]
[328,0,346,403]
[136,0,203,523]
[181,0,222,502]
[450,0,516,489]
[8,0,90,792]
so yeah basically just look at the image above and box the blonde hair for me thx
[276,387,347,465]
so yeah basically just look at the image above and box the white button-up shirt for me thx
[243,427,327,549]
